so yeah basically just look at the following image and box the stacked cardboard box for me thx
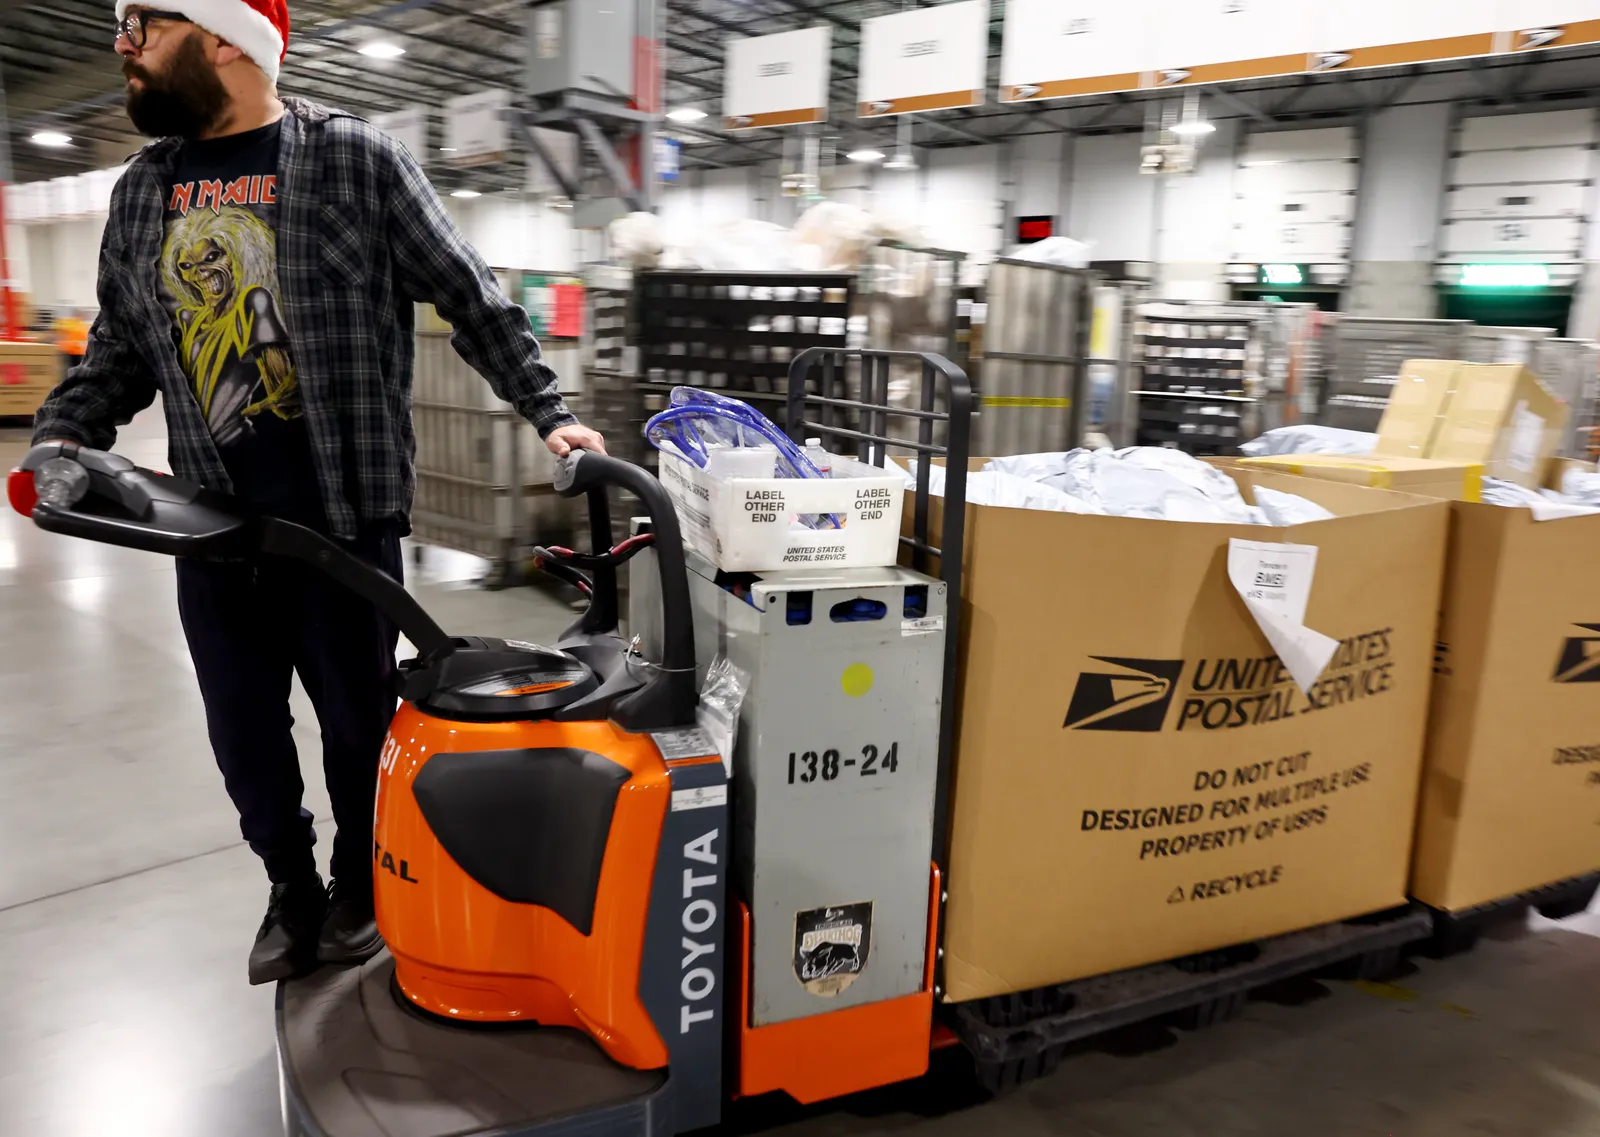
[0,342,62,418]
[1231,363,1600,916]
[1411,461,1600,913]
[1239,454,1484,503]
[1371,360,1569,489]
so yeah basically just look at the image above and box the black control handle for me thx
[11,443,453,660]
[554,451,698,731]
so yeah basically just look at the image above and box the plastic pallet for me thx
[1421,871,1600,958]
[949,904,1431,1094]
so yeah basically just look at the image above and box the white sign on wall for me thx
[446,89,514,165]
[1001,0,1600,101]
[1312,0,1499,61]
[724,26,832,129]
[1151,0,1313,82]
[1001,0,1156,101]
[373,107,429,162]
[858,0,989,117]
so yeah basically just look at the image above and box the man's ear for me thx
[213,39,248,67]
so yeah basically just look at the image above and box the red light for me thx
[1017,217,1054,242]
[7,468,39,517]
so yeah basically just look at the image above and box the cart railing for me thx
[786,346,972,998]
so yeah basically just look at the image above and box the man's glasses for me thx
[115,9,193,50]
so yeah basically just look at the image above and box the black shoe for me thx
[317,879,384,966]
[249,874,327,986]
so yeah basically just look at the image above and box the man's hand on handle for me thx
[545,424,608,458]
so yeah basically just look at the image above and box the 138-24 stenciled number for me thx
[789,743,900,785]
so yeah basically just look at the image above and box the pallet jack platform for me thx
[277,953,667,1137]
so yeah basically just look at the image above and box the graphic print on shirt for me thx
[159,177,298,449]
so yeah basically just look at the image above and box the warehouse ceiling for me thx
[5,0,1600,190]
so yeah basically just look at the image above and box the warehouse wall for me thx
[443,192,580,274]
[18,100,1600,336]
[1156,121,1239,301]
[5,221,30,300]
[22,216,105,312]
[1347,103,1454,318]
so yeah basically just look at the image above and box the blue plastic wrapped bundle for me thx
[646,387,840,528]
[645,388,827,479]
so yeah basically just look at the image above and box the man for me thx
[32,0,605,985]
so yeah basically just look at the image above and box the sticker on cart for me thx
[651,727,718,763]
[1227,539,1339,695]
[671,785,728,813]
[793,902,873,997]
[902,616,945,637]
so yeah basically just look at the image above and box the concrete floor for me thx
[5,408,1600,1137]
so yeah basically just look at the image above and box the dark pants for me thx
[176,526,403,886]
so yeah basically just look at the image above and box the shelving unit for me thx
[1133,308,1257,455]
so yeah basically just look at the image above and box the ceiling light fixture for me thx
[31,131,72,148]
[450,190,482,199]
[1171,119,1216,136]
[439,147,459,153]
[846,148,886,163]
[357,42,406,59]
[666,107,708,124]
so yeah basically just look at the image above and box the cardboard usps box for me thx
[1375,360,1459,460]
[1429,363,1569,490]
[1411,466,1600,912]
[659,450,906,573]
[1239,454,1484,503]
[934,466,1450,1001]
[0,342,63,418]
[1374,360,1569,489]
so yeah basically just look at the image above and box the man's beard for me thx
[124,34,230,140]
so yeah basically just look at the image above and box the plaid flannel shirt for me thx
[32,98,578,539]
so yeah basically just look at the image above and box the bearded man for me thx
[31,1,606,985]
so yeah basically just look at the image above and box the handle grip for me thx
[554,451,698,730]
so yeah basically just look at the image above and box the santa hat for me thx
[116,0,290,83]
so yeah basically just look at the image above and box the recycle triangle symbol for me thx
[1167,887,1186,905]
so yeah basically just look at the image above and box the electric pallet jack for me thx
[7,353,973,1137]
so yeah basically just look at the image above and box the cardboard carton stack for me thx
[1237,360,1600,917]
[1242,359,1571,502]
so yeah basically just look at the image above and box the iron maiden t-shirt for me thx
[158,118,324,527]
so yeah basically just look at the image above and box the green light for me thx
[1460,263,1551,288]
[1260,263,1305,286]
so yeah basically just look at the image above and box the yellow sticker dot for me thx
[841,663,875,699]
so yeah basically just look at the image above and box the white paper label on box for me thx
[671,785,729,812]
[1508,401,1544,474]
[1227,539,1339,695]
[902,616,945,637]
